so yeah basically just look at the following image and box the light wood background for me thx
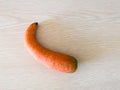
[0,0,120,90]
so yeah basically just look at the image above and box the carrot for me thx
[24,22,77,73]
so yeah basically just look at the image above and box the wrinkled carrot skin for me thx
[24,22,77,73]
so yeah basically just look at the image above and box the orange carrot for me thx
[24,22,77,73]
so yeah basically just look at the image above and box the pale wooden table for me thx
[0,0,120,90]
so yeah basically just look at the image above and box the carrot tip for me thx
[34,22,38,25]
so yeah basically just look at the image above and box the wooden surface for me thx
[0,0,120,90]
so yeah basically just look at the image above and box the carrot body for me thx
[24,22,77,73]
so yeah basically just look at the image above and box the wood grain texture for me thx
[0,0,120,90]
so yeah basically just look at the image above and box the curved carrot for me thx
[24,22,77,73]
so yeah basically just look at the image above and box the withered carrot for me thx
[24,22,77,73]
